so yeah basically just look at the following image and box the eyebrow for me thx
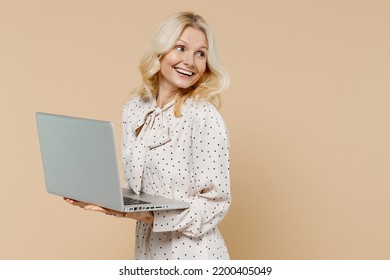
[177,39,208,50]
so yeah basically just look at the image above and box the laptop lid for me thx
[35,112,189,212]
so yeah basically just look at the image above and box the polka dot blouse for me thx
[121,96,231,260]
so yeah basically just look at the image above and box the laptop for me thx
[35,112,189,212]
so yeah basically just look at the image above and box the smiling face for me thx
[158,26,208,96]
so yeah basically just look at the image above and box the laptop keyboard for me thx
[123,196,151,205]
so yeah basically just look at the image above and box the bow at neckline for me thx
[133,99,174,148]
[128,99,174,194]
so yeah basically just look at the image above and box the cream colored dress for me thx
[122,96,231,260]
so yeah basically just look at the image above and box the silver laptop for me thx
[36,112,189,212]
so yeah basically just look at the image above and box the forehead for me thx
[177,26,208,49]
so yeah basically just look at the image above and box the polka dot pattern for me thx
[122,96,231,260]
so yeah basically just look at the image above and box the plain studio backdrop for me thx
[1,0,390,259]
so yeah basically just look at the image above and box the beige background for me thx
[1,0,390,259]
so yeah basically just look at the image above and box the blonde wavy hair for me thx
[131,12,229,117]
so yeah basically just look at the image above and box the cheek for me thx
[160,52,177,69]
[160,62,171,74]
[164,52,180,65]
[197,61,207,76]
[160,58,175,77]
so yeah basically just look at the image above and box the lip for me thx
[174,67,196,77]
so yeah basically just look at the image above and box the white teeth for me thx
[175,68,193,76]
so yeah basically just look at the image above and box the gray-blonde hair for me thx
[133,12,229,117]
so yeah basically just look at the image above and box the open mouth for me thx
[174,67,195,77]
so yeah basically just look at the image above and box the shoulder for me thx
[184,97,228,131]
[184,97,220,118]
[122,96,155,118]
[123,96,151,113]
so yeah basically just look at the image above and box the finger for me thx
[64,198,73,203]
[84,205,106,212]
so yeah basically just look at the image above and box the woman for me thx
[67,11,231,260]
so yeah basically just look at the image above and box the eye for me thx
[195,51,206,58]
[175,45,185,52]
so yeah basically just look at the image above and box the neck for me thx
[157,84,178,108]
[156,93,175,108]
[157,72,180,107]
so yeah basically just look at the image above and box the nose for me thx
[183,53,194,68]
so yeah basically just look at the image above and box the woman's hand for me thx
[63,198,154,224]
[64,197,89,209]
[123,211,154,224]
